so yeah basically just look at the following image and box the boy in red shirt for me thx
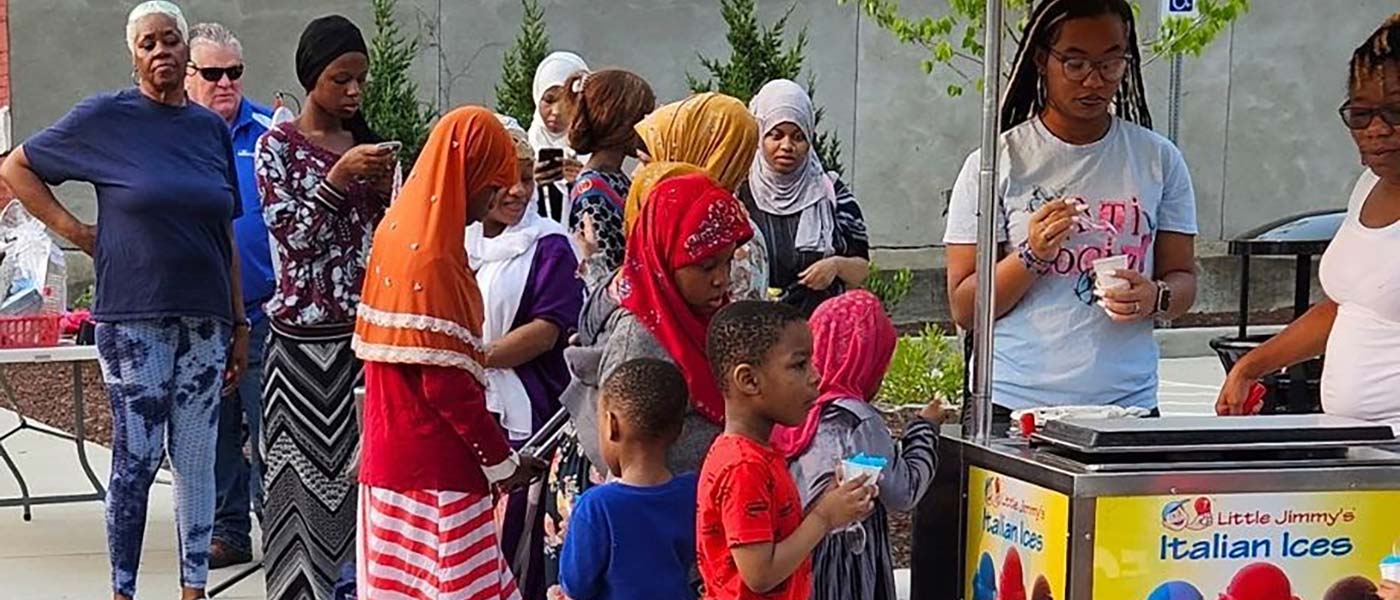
[699,301,875,599]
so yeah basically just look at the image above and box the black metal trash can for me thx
[1208,335,1323,414]
[1211,209,1344,414]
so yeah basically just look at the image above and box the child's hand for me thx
[813,476,876,531]
[919,397,946,424]
[1379,579,1400,600]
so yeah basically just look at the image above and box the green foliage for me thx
[838,0,1250,98]
[71,285,94,310]
[877,325,965,407]
[495,0,551,126]
[866,263,914,313]
[363,0,436,169]
[689,0,845,174]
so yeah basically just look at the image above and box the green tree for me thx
[689,0,845,175]
[839,0,1250,98]
[363,0,436,168]
[495,0,551,125]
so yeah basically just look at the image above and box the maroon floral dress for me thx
[255,121,387,328]
[253,122,388,600]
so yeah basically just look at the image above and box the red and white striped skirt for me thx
[357,485,522,600]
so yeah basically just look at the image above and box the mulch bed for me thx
[2,363,111,447]
[878,405,923,570]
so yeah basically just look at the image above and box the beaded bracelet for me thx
[1017,240,1054,275]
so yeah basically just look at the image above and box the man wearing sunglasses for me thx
[185,21,273,571]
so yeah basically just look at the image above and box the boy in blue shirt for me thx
[559,358,699,600]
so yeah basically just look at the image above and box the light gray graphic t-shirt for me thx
[944,117,1197,410]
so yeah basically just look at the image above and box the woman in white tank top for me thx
[1217,14,1400,429]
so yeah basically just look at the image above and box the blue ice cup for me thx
[1382,554,1400,582]
[840,453,888,488]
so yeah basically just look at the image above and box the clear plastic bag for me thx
[0,200,67,315]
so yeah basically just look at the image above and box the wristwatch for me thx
[1154,280,1173,316]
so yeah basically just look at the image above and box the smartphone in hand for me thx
[537,147,564,168]
[377,141,403,154]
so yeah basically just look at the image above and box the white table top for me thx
[0,344,99,365]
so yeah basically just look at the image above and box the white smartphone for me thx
[377,141,403,154]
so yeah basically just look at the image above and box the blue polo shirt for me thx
[229,99,275,323]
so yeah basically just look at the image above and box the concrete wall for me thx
[8,0,1397,318]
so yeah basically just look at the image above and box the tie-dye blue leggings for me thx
[96,317,230,596]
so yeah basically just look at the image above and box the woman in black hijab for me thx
[256,15,392,600]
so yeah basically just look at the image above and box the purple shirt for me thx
[255,122,386,327]
[511,234,584,434]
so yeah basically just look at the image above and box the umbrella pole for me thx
[970,0,1005,444]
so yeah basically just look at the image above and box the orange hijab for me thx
[353,106,518,381]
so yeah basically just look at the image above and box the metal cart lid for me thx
[1034,414,1395,454]
[1227,209,1345,256]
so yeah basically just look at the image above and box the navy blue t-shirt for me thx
[24,88,240,323]
[560,473,699,600]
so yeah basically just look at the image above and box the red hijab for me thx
[771,290,897,458]
[618,173,753,424]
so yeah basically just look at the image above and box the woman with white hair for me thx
[0,2,247,599]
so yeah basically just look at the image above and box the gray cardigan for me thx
[559,283,721,475]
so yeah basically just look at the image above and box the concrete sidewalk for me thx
[0,358,1227,599]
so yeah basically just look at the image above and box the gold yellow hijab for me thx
[624,92,758,232]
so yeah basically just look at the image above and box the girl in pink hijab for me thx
[773,289,943,600]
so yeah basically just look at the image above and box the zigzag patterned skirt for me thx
[262,321,363,600]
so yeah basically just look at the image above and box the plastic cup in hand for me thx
[835,454,888,555]
[1382,554,1400,583]
[1092,255,1131,291]
[841,454,887,488]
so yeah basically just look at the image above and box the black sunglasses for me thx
[189,63,245,83]
[1339,104,1400,130]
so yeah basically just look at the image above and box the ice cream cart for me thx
[916,0,1400,597]
[911,416,1400,600]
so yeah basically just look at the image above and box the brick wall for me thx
[0,0,11,200]
[0,0,9,109]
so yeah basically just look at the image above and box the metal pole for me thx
[971,0,1004,444]
[1167,54,1184,144]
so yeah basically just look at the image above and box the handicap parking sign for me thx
[1162,0,1198,20]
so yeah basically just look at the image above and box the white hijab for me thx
[468,116,575,441]
[748,79,837,254]
[529,51,590,154]
[467,208,571,442]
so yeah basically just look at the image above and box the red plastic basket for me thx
[0,314,62,349]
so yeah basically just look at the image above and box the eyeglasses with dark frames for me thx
[1338,103,1400,130]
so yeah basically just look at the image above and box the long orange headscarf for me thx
[353,106,519,382]
[624,93,758,233]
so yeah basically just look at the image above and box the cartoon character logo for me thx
[985,477,1004,510]
[1162,500,1192,532]
[1162,497,1213,531]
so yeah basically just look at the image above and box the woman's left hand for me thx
[799,257,842,291]
[1095,269,1158,323]
[223,325,250,396]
